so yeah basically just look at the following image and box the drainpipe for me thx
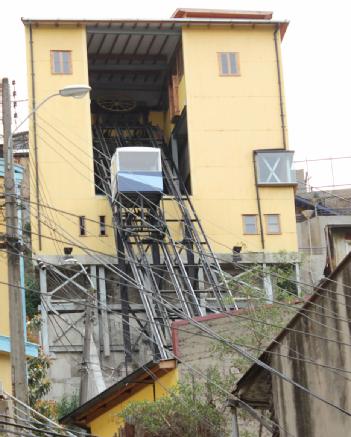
[274,25,287,150]
[253,151,265,250]
[29,23,42,250]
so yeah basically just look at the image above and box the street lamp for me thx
[8,84,91,163]
[2,80,90,403]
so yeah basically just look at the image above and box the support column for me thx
[263,263,273,304]
[0,383,14,437]
[231,406,240,437]
[117,231,132,373]
[98,266,110,357]
[295,262,302,297]
[39,268,50,356]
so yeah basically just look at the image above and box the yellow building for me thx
[60,359,178,437]
[22,8,296,260]
[22,8,298,401]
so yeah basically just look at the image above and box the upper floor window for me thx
[218,52,240,76]
[51,50,72,74]
[242,215,258,235]
[265,214,281,234]
[79,216,86,236]
[99,216,106,236]
[255,150,296,186]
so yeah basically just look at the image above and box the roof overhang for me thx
[60,359,177,427]
[171,8,273,20]
[21,18,288,40]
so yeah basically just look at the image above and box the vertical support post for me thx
[39,268,50,355]
[0,383,14,437]
[295,262,302,297]
[184,225,198,299]
[2,78,28,402]
[117,231,132,374]
[263,263,273,304]
[231,406,240,437]
[80,266,94,405]
[98,266,110,357]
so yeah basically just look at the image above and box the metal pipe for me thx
[29,24,42,250]
[253,152,265,249]
[274,25,287,150]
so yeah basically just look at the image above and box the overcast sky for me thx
[2,0,351,187]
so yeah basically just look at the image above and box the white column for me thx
[39,268,50,355]
[98,266,110,357]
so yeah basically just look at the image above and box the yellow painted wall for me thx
[24,23,297,259]
[181,25,297,253]
[25,25,115,258]
[89,369,178,437]
[0,354,11,393]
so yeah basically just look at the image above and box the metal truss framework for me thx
[94,121,236,360]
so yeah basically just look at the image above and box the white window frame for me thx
[242,215,258,235]
[218,52,240,76]
[50,50,72,74]
[265,214,281,235]
[255,150,296,186]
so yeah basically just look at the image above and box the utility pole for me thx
[2,78,28,403]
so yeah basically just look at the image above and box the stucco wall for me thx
[270,264,351,436]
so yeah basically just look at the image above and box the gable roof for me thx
[60,359,176,427]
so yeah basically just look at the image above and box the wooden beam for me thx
[88,53,168,62]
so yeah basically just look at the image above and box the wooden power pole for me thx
[2,77,28,402]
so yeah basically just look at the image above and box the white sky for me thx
[2,0,351,187]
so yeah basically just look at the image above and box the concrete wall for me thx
[297,215,351,286]
[269,262,351,436]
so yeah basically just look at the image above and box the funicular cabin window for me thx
[51,51,72,74]
[218,52,240,76]
[255,151,296,186]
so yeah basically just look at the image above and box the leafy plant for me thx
[27,349,56,418]
[119,375,226,437]
[56,393,80,419]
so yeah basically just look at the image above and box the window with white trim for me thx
[51,50,72,74]
[243,215,258,235]
[265,214,281,234]
[218,52,240,76]
[255,151,296,186]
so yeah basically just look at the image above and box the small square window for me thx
[243,215,258,234]
[218,52,240,76]
[51,51,72,74]
[79,216,86,236]
[99,216,106,236]
[265,214,281,234]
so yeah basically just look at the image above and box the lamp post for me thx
[2,79,90,402]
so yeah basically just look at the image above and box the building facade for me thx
[232,253,351,437]
[22,9,298,401]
